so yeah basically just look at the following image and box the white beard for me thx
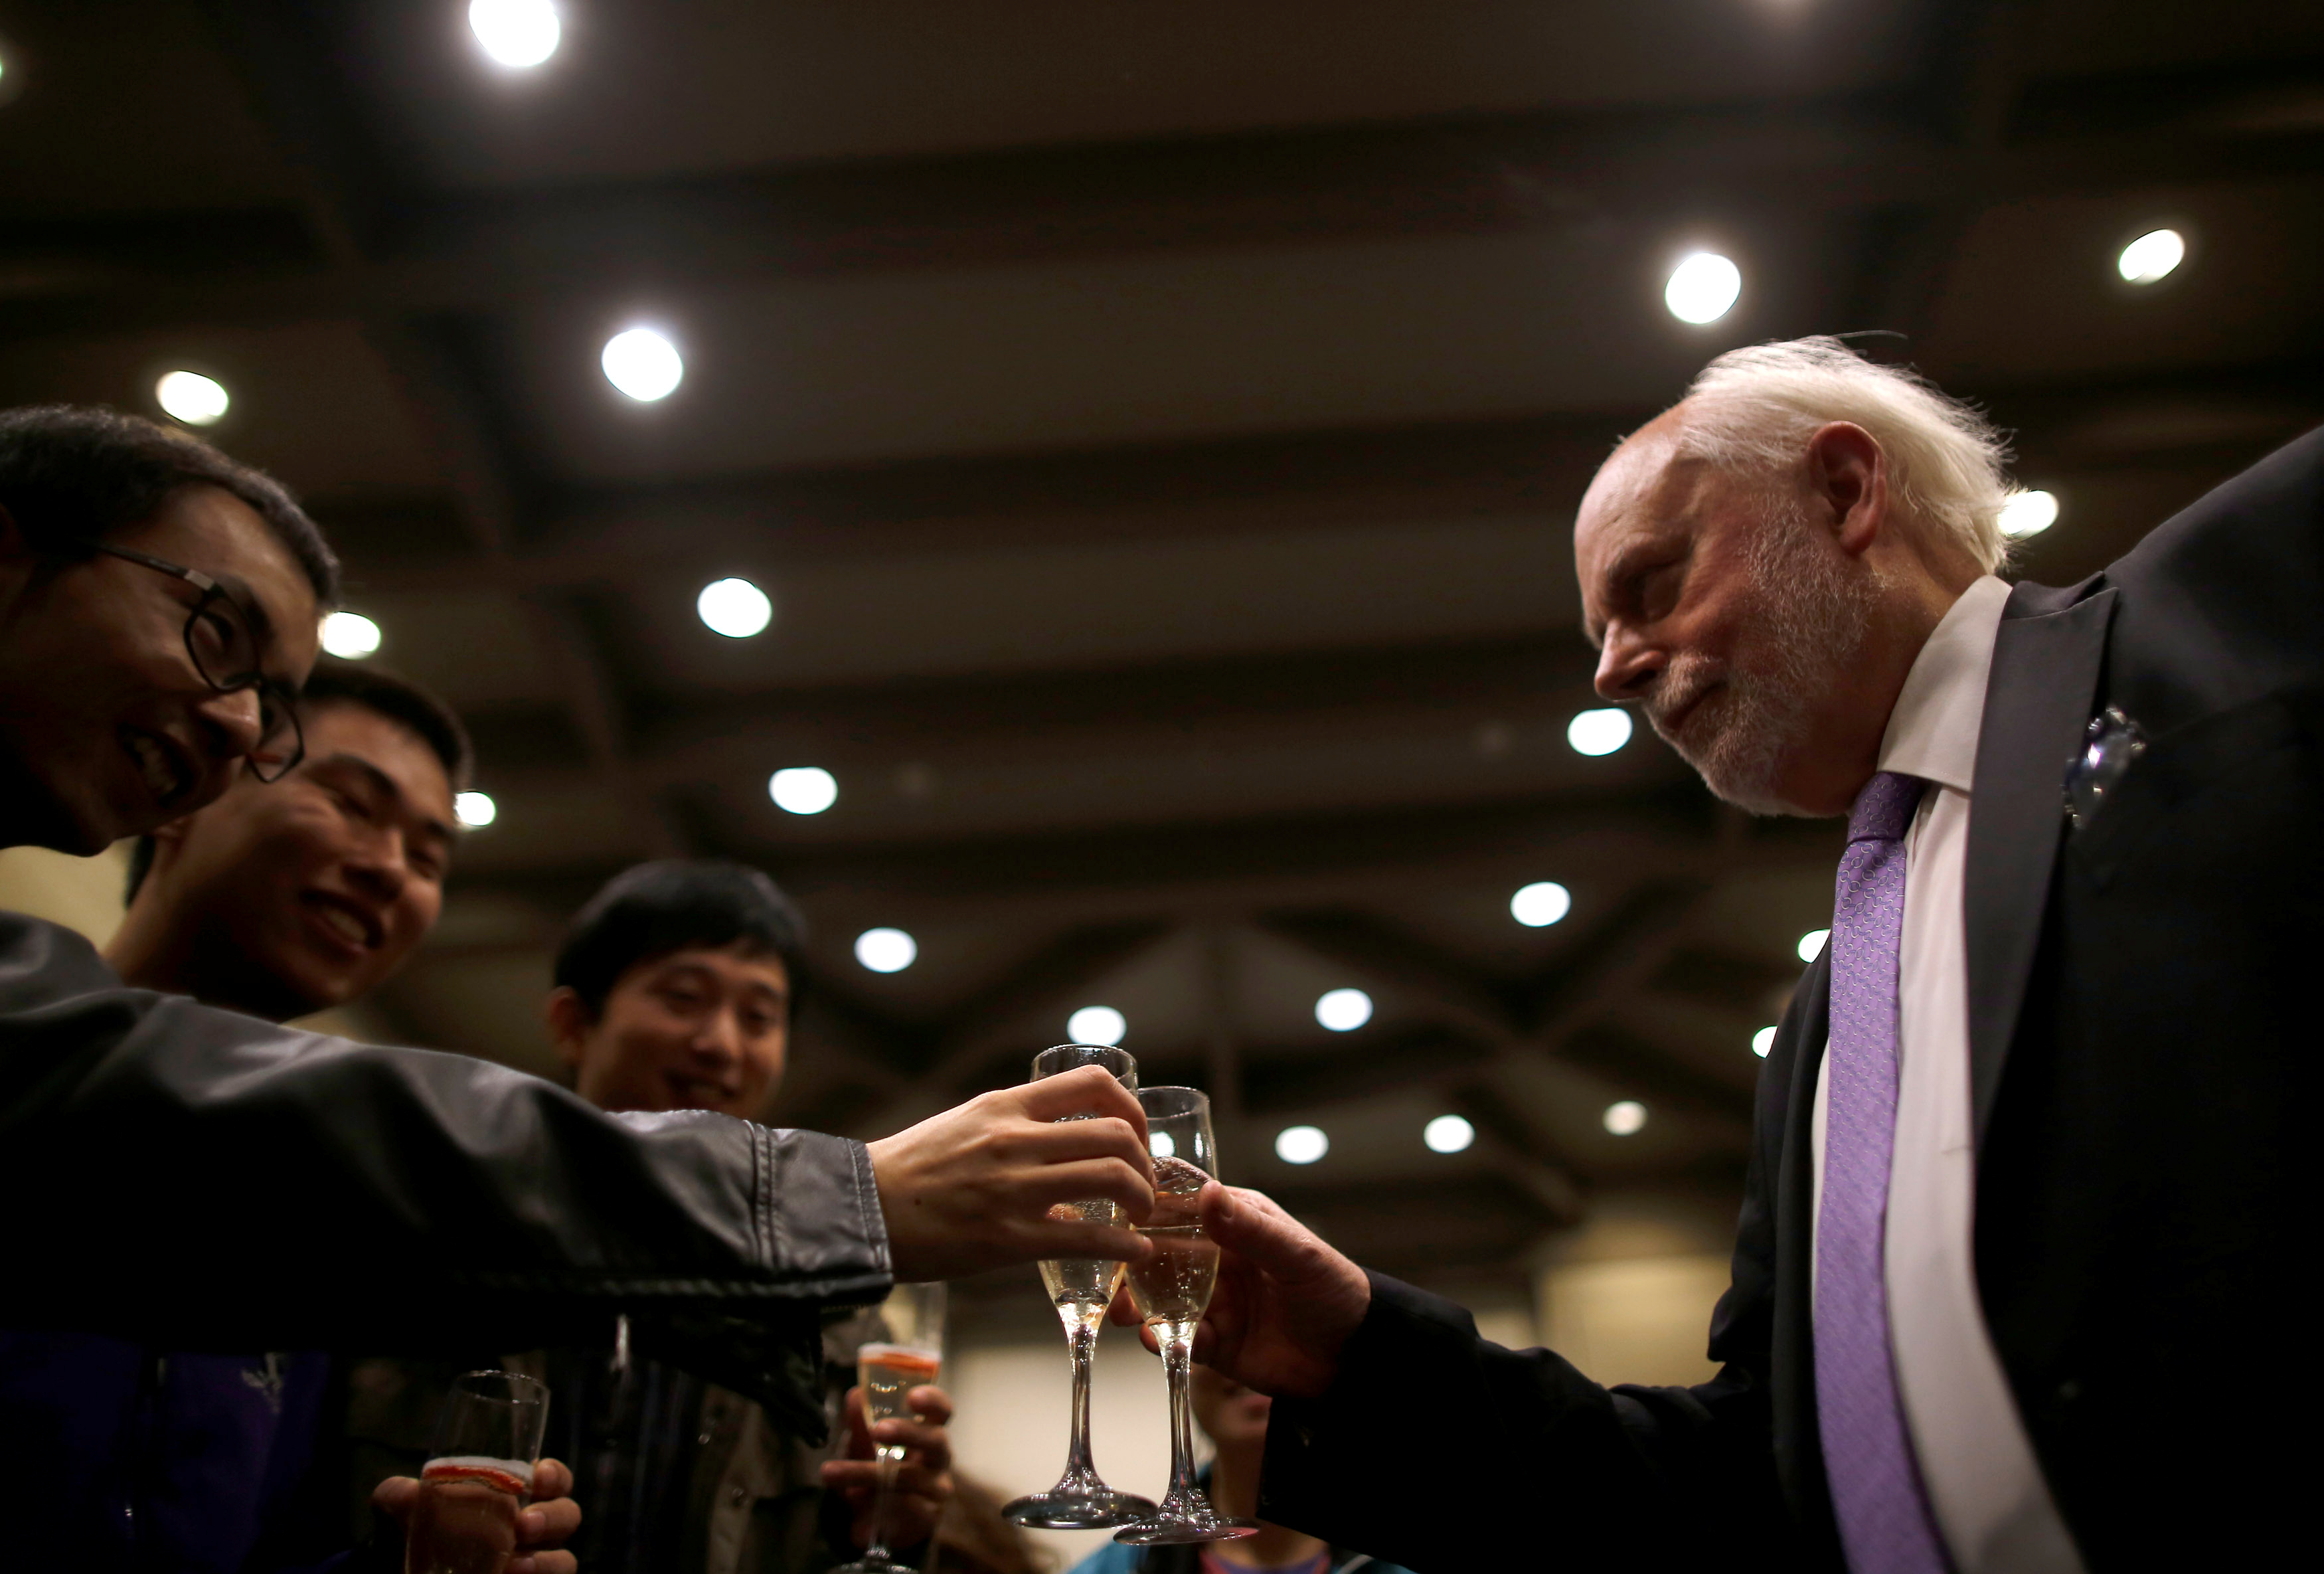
[1645,509,1877,816]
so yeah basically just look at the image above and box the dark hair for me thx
[122,659,473,901]
[552,859,808,1020]
[0,404,339,606]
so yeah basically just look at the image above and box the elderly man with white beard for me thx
[1133,339,2319,1574]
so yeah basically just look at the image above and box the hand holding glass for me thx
[1003,1045,1158,1530]
[834,1280,949,1574]
[406,1370,549,1574]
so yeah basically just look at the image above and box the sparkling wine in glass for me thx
[406,1370,548,1574]
[833,1281,948,1574]
[1003,1045,1158,1531]
[1116,1086,1257,1545]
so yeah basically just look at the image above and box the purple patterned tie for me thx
[1815,771,1951,1573]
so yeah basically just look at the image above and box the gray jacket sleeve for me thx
[0,913,890,1352]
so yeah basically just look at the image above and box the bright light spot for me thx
[1151,1131,1175,1159]
[469,0,560,68]
[1999,489,2060,540]
[1568,708,1633,756]
[1665,252,1742,324]
[697,577,772,638]
[854,927,917,974]
[1603,1100,1647,1136]
[1511,881,1572,928]
[2117,228,2185,285]
[454,791,497,828]
[1753,1026,1778,1059]
[155,371,228,426]
[1067,1005,1127,1047]
[602,327,683,402]
[319,611,381,659]
[1797,928,1829,962]
[1275,1125,1329,1165]
[1424,1114,1475,1154]
[768,766,837,815]
[1315,988,1374,1032]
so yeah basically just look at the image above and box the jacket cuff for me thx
[758,1128,892,1304]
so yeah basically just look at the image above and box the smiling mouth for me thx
[1651,683,1719,739]
[123,729,193,807]
[302,893,384,952]
[665,1075,739,1110]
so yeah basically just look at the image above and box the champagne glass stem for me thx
[1064,1316,1101,1479]
[1160,1326,1201,1510]
[862,1448,900,1562]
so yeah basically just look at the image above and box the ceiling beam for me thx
[5,76,2320,340]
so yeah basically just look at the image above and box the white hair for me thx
[1670,337,2017,573]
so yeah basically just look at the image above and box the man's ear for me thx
[544,986,592,1069]
[1805,421,1886,558]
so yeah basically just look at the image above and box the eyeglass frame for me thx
[94,542,307,782]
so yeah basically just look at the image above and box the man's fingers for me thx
[1017,1064,1145,1122]
[1024,1113,1153,1172]
[518,1496,582,1547]
[531,1457,574,1502]
[371,1476,419,1524]
[872,1417,951,1458]
[1200,1183,1328,1276]
[508,1555,578,1574]
[902,1383,954,1425]
[1025,1157,1157,1219]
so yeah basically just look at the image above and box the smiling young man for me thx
[104,660,464,1020]
[0,659,591,1572]
[0,406,1159,1450]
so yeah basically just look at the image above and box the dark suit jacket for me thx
[1258,430,2323,1571]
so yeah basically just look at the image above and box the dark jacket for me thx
[0,914,894,1564]
[1258,430,2323,1571]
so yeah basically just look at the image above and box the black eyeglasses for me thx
[96,543,306,782]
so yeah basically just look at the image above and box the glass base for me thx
[829,1557,920,1574]
[1003,1488,1158,1530]
[1116,1514,1260,1546]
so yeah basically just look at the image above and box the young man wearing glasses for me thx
[0,407,1158,1445]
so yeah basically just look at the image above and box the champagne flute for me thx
[1116,1087,1257,1545]
[406,1369,549,1574]
[1003,1044,1158,1530]
[833,1280,948,1574]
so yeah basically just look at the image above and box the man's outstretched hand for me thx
[1112,1183,1370,1399]
[373,1456,580,1574]
[868,1065,1155,1281]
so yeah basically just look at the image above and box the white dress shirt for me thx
[1809,574,2086,1573]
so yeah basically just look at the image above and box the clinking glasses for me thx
[97,543,305,781]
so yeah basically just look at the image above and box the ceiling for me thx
[3,0,2319,1300]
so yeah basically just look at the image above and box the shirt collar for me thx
[1876,574,2011,796]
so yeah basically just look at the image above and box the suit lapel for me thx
[1770,950,1841,1562]
[1964,580,2118,1147]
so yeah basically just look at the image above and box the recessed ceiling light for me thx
[602,326,683,402]
[1603,1100,1647,1136]
[1665,251,1742,324]
[454,790,497,828]
[697,577,772,638]
[319,611,381,659]
[1797,928,1829,962]
[855,927,917,974]
[1752,1025,1778,1058]
[1315,988,1373,1032]
[1999,489,2059,539]
[1275,1125,1329,1164]
[1067,1005,1127,1047]
[768,766,837,815]
[1567,708,1633,756]
[2117,228,2185,285]
[1424,1114,1475,1154]
[1511,880,1572,928]
[469,0,560,68]
[155,370,228,426]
